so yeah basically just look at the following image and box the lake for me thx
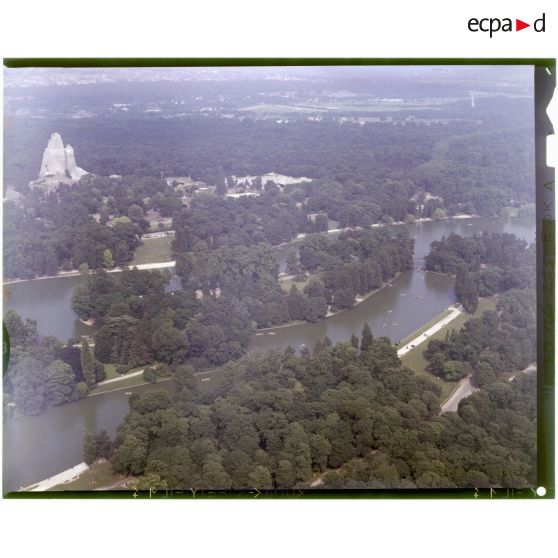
[2,216,535,492]
[3,382,171,492]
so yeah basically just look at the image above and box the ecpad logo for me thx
[468,13,546,37]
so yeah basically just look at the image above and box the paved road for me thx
[122,261,175,270]
[508,363,537,382]
[441,361,536,415]
[397,305,462,358]
[440,376,478,413]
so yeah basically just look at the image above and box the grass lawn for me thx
[280,277,310,292]
[132,235,173,265]
[48,460,124,491]
[103,363,120,380]
[401,297,498,402]
[280,271,321,293]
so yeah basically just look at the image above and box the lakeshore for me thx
[3,260,177,286]
[22,301,482,492]
[3,216,536,493]
[3,213,478,287]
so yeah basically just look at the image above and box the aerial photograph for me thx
[2,64,537,494]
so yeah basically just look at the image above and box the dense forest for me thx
[172,191,306,249]
[3,310,102,416]
[4,89,534,280]
[3,71,538,490]
[3,115,456,185]
[423,232,536,385]
[3,174,184,279]
[174,227,414,328]
[71,268,251,370]
[82,326,536,490]
[5,93,534,203]
[425,231,535,312]
[68,227,413,372]
[4,98,534,280]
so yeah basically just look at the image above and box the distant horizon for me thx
[4,64,534,93]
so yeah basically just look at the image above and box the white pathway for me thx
[4,260,176,285]
[508,363,537,382]
[397,305,463,358]
[440,356,536,415]
[22,462,89,492]
[117,261,175,271]
[94,369,145,387]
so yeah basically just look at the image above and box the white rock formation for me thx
[38,133,88,181]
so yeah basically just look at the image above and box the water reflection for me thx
[248,270,455,354]
[2,217,536,492]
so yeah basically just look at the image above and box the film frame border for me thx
[2,57,555,499]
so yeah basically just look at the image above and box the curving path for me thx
[440,376,477,413]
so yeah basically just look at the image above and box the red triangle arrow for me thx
[516,19,530,31]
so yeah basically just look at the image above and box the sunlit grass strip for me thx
[401,297,497,401]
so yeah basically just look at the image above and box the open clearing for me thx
[280,275,312,292]
[132,235,173,266]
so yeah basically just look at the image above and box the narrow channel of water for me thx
[249,270,455,353]
[275,216,536,270]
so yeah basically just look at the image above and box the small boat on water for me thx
[268,332,276,335]
[124,392,132,395]
[387,309,392,314]
[255,333,264,336]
